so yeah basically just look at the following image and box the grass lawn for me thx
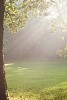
[5,61,67,100]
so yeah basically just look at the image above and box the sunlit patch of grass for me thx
[5,63,14,67]
[17,67,28,70]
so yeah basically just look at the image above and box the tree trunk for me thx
[0,0,9,100]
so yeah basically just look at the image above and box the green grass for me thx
[5,61,67,100]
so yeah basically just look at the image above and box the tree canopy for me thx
[4,0,52,33]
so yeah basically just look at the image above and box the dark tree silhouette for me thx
[0,0,9,100]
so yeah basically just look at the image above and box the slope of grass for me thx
[40,82,67,100]
[9,83,67,100]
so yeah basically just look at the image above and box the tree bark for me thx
[0,0,9,100]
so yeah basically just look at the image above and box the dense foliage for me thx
[4,0,52,33]
[57,45,67,59]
